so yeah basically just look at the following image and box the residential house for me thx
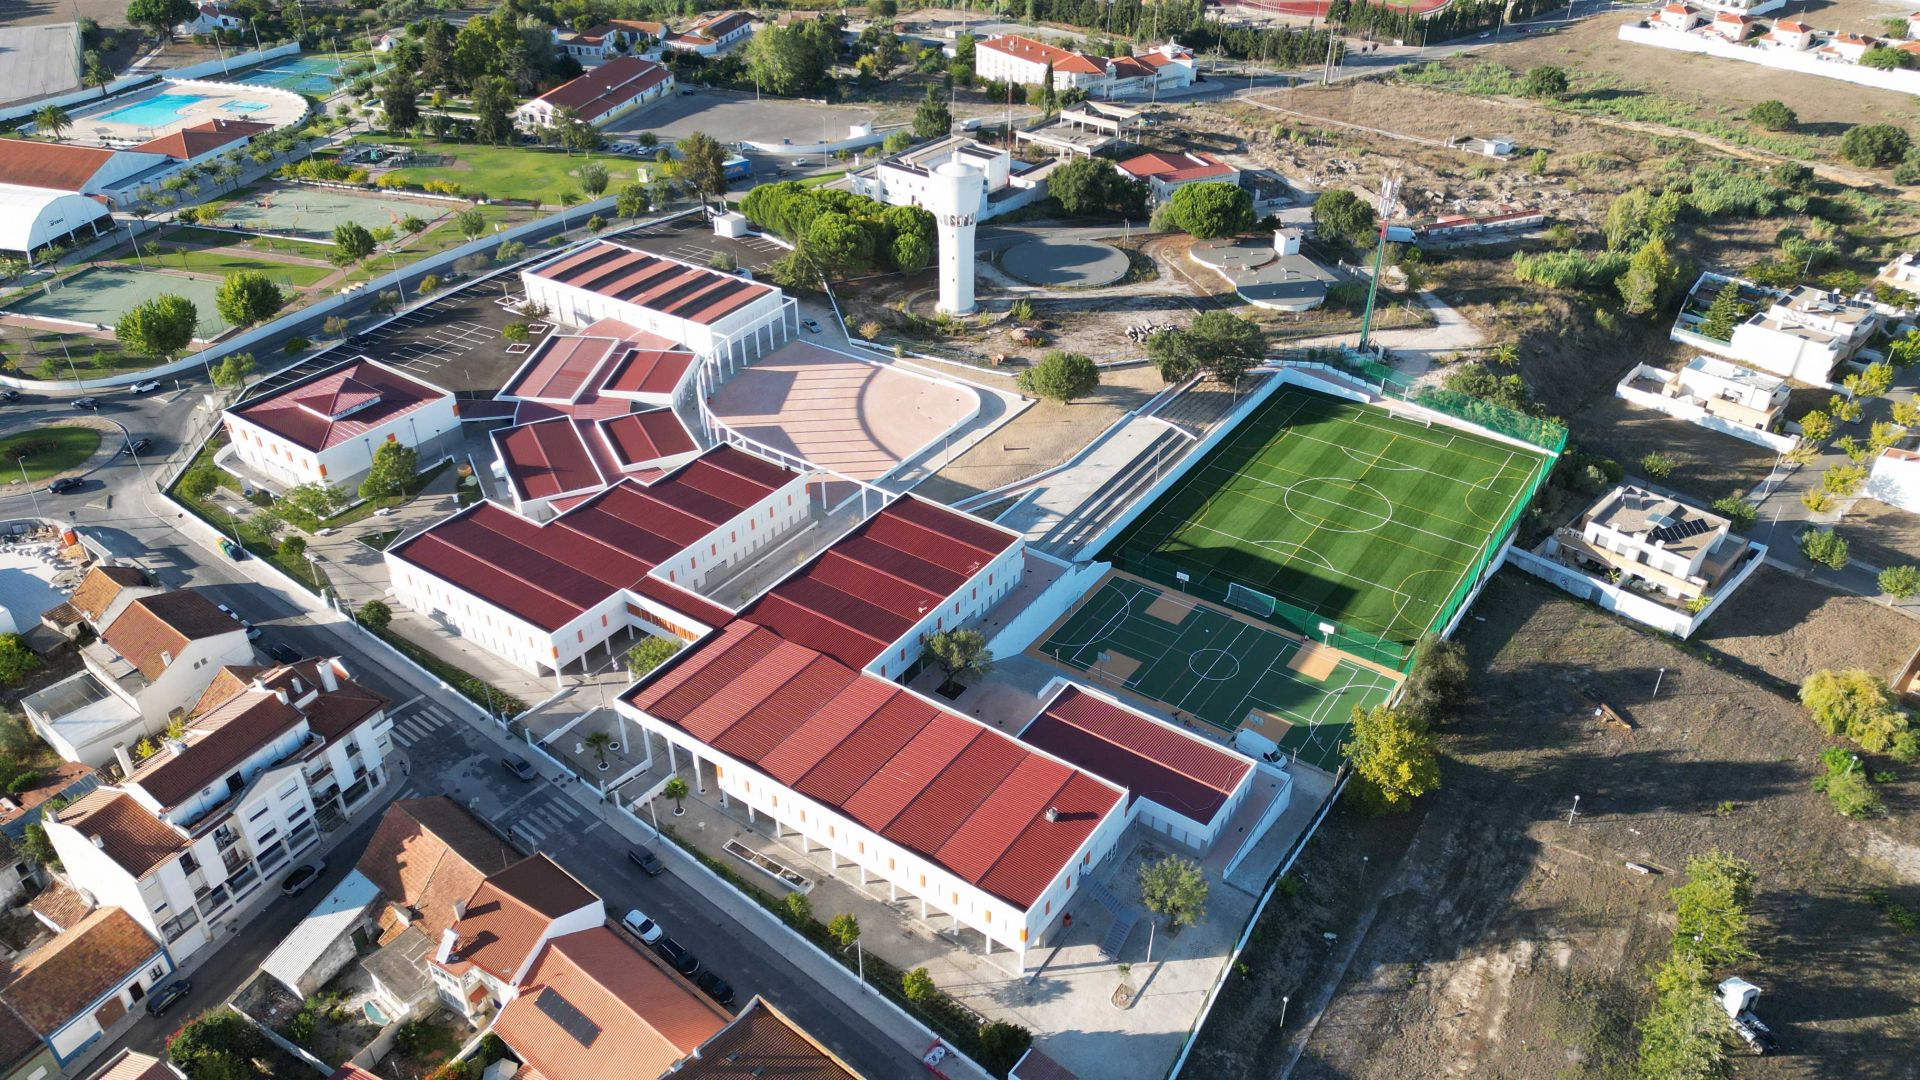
[0,907,172,1074]
[1691,0,1783,15]
[222,357,458,491]
[1115,150,1239,205]
[23,589,255,768]
[1818,31,1875,60]
[260,869,382,997]
[514,56,674,132]
[0,761,101,843]
[665,11,754,55]
[1668,355,1791,431]
[1909,11,1920,38]
[1655,3,1703,31]
[556,19,667,61]
[1707,12,1756,40]
[427,854,603,1023]
[1876,251,1920,295]
[675,997,866,1078]
[40,659,392,963]
[1551,486,1745,603]
[1727,284,1882,383]
[1758,17,1814,48]
[489,925,728,1074]
[174,4,243,35]
[39,564,156,642]
[85,1049,181,1080]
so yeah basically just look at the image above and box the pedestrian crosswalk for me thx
[507,795,584,848]
[390,704,459,747]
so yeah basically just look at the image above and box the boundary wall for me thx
[1619,23,1920,95]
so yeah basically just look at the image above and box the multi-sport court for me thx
[4,266,234,336]
[1106,385,1551,663]
[1034,574,1398,772]
[233,55,355,96]
[218,185,453,242]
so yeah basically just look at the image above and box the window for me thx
[276,782,298,801]
[150,963,167,981]
[179,851,200,875]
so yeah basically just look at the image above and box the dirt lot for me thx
[1838,498,1920,572]
[1568,395,1782,503]
[1188,570,1920,1079]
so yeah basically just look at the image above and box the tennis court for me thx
[3,266,232,336]
[1106,385,1549,664]
[1034,573,1398,772]
[218,184,452,241]
[233,54,353,95]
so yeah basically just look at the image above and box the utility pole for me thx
[1356,174,1399,353]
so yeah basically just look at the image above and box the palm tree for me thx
[584,730,613,770]
[34,105,70,142]
[663,775,689,816]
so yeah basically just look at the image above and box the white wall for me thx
[864,539,1024,681]
[653,473,813,593]
[134,630,256,726]
[1505,541,1767,639]
[1619,22,1920,93]
[227,389,457,489]
[386,556,561,676]
[1866,452,1920,513]
[523,263,789,361]
[1614,365,1799,453]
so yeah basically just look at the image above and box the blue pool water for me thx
[97,93,207,126]
[235,55,349,96]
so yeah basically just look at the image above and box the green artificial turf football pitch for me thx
[1107,385,1548,655]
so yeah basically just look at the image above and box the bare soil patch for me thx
[1189,571,1920,1080]
[1697,564,1920,688]
[1568,395,1780,503]
[1836,499,1920,574]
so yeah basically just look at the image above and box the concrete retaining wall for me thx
[1615,364,1800,453]
[1504,541,1767,638]
[1619,24,1920,95]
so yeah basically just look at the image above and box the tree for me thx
[1046,155,1146,218]
[827,912,860,950]
[578,161,609,198]
[381,68,420,132]
[215,272,285,330]
[277,535,306,562]
[356,599,392,631]
[902,967,936,1002]
[127,0,194,40]
[626,635,682,677]
[1165,181,1254,240]
[663,774,689,815]
[1138,854,1209,928]
[419,17,456,89]
[473,77,515,145]
[1748,99,1796,131]
[455,208,486,240]
[0,635,38,687]
[1618,236,1682,317]
[1880,564,1920,600]
[912,84,952,140]
[1343,704,1441,814]
[584,730,613,769]
[677,132,728,205]
[920,628,992,694]
[167,1010,263,1080]
[1670,851,1756,968]
[1697,279,1748,341]
[83,53,114,97]
[1798,526,1850,570]
[1861,45,1910,71]
[1798,669,1916,757]
[746,20,838,96]
[616,182,650,218]
[1017,351,1099,403]
[780,888,811,926]
[1636,952,1732,1080]
[882,130,914,155]
[1310,188,1378,250]
[332,221,375,265]
[116,294,197,361]
[208,351,255,390]
[1400,635,1469,727]
[359,439,418,503]
[1521,65,1569,99]
[1840,123,1911,167]
[179,466,219,500]
[1710,495,1756,532]
[1799,409,1834,443]
[33,105,71,141]
[976,1022,1033,1078]
[1144,310,1266,385]
[20,823,57,870]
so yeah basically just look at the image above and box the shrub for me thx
[1710,495,1755,531]
[282,336,309,355]
[976,1022,1033,1076]
[1639,451,1674,479]
[357,599,392,631]
[1812,746,1882,817]
[781,889,811,926]
[322,316,349,337]
[1800,669,1918,757]
[1822,464,1868,496]
[1799,527,1849,569]
[1799,410,1833,442]
[1802,488,1835,514]
[1748,99,1796,131]
[1840,123,1912,167]
[902,966,936,1002]
[1879,564,1920,600]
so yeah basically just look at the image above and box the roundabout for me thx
[1002,238,1132,288]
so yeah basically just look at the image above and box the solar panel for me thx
[533,987,601,1048]
[1652,516,1713,544]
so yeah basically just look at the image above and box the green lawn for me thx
[1105,386,1548,660]
[166,227,337,261]
[116,235,336,289]
[350,135,631,203]
[0,427,101,480]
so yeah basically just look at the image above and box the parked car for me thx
[129,380,160,394]
[627,846,665,876]
[0,389,20,403]
[217,603,242,622]
[145,980,191,1017]
[281,861,325,897]
[651,935,700,976]
[265,641,303,665]
[48,477,84,495]
[119,437,152,456]
[72,397,100,411]
[621,908,665,944]
[694,970,735,1007]
[800,318,822,333]
[219,538,246,561]
[502,754,536,781]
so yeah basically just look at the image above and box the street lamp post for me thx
[18,457,42,521]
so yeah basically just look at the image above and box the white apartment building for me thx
[1728,284,1882,384]
[222,357,458,491]
[1560,486,1736,602]
[665,11,753,55]
[1672,354,1791,431]
[974,34,1194,97]
[24,590,255,767]
[41,659,393,962]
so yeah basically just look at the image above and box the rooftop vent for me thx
[1045,806,1059,823]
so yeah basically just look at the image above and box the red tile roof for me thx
[627,621,1123,910]
[527,242,775,327]
[689,10,753,37]
[28,880,92,931]
[130,117,272,160]
[569,19,665,44]
[1772,17,1810,29]
[101,590,242,681]
[495,417,608,504]
[52,791,189,878]
[596,409,695,469]
[0,139,117,192]
[441,854,598,982]
[1116,150,1234,184]
[0,761,98,830]
[1009,1047,1079,1080]
[90,1050,178,1080]
[744,496,1017,668]
[229,358,449,454]
[0,908,160,1036]
[1019,686,1250,825]
[326,1068,387,1080]
[492,927,727,1080]
[678,997,864,1079]
[979,34,1106,74]
[357,798,518,944]
[527,56,672,123]
[503,335,624,403]
[599,347,694,397]
[391,447,793,631]
[68,565,149,624]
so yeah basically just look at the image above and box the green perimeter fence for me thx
[1114,546,1413,671]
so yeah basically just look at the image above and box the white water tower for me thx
[926,158,983,315]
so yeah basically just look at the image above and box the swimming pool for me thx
[97,93,207,127]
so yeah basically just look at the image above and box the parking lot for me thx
[603,88,878,152]
[334,277,537,395]
[610,213,788,274]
